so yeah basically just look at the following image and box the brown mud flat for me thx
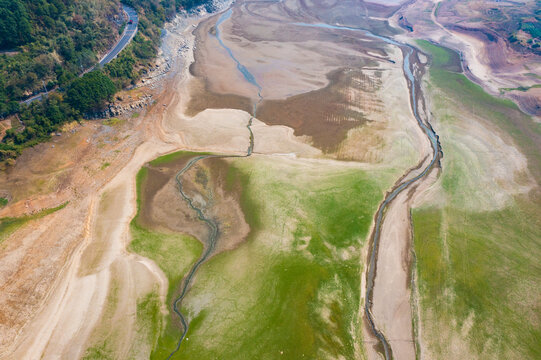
[242,0,401,37]
[138,154,249,256]
[184,77,253,117]
[509,88,541,118]
[257,68,382,152]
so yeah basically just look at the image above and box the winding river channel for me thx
[294,22,441,360]
[167,6,441,360]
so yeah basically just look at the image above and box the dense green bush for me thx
[0,0,32,49]
[67,71,116,112]
[1,93,79,159]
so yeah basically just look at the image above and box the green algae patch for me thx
[416,40,461,72]
[135,291,163,350]
[130,223,202,298]
[82,344,115,360]
[82,276,122,360]
[412,201,541,359]
[413,40,541,359]
[148,150,211,167]
[0,202,67,244]
[170,156,392,359]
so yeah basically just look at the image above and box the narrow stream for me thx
[166,8,261,360]
[292,23,441,360]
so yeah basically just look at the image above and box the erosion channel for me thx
[166,6,441,360]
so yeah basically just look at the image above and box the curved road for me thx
[98,5,138,66]
[21,4,138,105]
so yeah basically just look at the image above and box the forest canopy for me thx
[66,71,116,113]
[0,0,214,164]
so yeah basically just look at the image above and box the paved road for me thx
[21,4,138,105]
[99,5,138,66]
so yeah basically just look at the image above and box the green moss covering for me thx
[413,202,541,358]
[416,39,462,72]
[170,157,391,359]
[136,291,163,351]
[413,40,541,359]
[148,150,211,167]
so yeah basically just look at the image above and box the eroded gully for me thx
[166,7,441,360]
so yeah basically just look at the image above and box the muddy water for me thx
[292,22,441,360]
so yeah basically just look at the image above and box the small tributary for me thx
[292,22,442,360]
[166,8,262,360]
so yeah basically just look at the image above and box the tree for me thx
[0,0,32,49]
[66,70,116,113]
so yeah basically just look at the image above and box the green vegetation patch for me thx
[413,201,541,358]
[102,117,123,126]
[500,84,541,93]
[130,222,202,301]
[0,201,67,244]
[169,157,392,359]
[135,291,163,352]
[416,39,462,72]
[413,40,541,358]
[82,276,121,360]
[148,150,212,167]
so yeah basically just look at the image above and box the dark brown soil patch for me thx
[137,151,250,253]
[185,156,250,253]
[137,152,195,230]
[184,77,253,117]
[256,68,380,152]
